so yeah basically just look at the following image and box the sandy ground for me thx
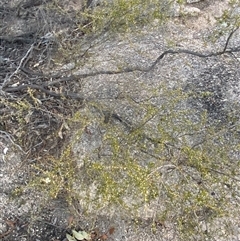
[1,0,240,240]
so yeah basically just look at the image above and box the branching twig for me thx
[222,27,239,53]
[1,43,34,89]
[3,27,240,101]
[0,130,27,153]
[147,164,176,178]
[208,168,240,182]
[4,84,85,100]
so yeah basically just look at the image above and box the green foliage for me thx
[66,230,91,241]
[209,0,240,42]
[83,0,172,33]
[0,96,31,137]
[30,146,77,200]
[29,109,91,199]
[17,0,240,239]
[29,82,240,239]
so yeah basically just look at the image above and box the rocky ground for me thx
[1,0,240,240]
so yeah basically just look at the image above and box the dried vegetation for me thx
[1,0,240,240]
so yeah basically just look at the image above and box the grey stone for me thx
[169,2,201,17]
[186,0,202,3]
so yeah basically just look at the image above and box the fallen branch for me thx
[2,28,239,100]
[1,43,34,89]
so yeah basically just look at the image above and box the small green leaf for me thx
[72,230,91,240]
[66,233,77,241]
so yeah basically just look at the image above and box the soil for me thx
[1,0,240,240]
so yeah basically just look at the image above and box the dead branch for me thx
[1,27,239,101]
[1,43,34,89]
